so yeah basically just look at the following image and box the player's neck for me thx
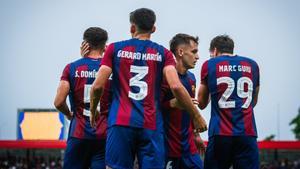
[176,62,188,75]
[132,32,151,40]
[86,50,103,59]
[217,52,234,57]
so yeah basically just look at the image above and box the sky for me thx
[0,0,299,141]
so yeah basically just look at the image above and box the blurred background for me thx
[0,0,300,168]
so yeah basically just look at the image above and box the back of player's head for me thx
[209,35,234,54]
[83,27,108,50]
[169,33,199,55]
[130,8,156,33]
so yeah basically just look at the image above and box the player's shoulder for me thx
[70,57,85,64]
[147,39,167,49]
[112,38,147,47]
[107,39,130,51]
[115,38,170,56]
[70,57,99,67]
[112,39,132,45]
[236,55,259,67]
[118,38,167,49]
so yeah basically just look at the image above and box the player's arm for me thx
[90,43,114,127]
[163,65,207,132]
[54,80,73,120]
[197,60,210,110]
[253,63,260,107]
[253,86,259,107]
[90,65,112,127]
[163,98,199,110]
[197,84,210,110]
[194,133,206,155]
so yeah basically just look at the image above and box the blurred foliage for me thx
[264,134,275,141]
[289,108,300,140]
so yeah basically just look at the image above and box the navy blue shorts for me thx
[63,137,106,169]
[204,136,259,169]
[166,154,203,169]
[105,125,165,169]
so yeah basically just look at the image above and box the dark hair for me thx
[169,33,199,55]
[83,27,108,50]
[209,35,234,54]
[130,8,156,33]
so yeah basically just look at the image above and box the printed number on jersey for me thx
[83,84,100,117]
[128,65,149,101]
[217,77,253,109]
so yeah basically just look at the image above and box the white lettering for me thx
[75,70,98,78]
[117,50,162,62]
[219,65,251,73]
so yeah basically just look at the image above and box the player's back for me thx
[162,71,198,157]
[102,38,175,131]
[63,57,109,139]
[204,55,260,137]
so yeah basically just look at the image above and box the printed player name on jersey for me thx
[75,70,97,78]
[117,50,162,62]
[219,65,251,73]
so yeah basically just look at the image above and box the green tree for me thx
[289,108,300,140]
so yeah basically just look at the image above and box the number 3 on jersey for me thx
[129,65,149,101]
[217,76,253,109]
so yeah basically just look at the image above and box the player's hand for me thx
[193,114,207,133]
[66,111,73,120]
[170,98,184,109]
[90,109,100,128]
[194,134,206,155]
[192,98,199,106]
[80,41,90,57]
[170,98,199,110]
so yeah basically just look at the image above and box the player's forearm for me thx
[55,101,71,118]
[90,86,103,114]
[197,84,210,110]
[198,96,209,110]
[162,98,183,110]
[171,85,201,118]
[253,86,259,107]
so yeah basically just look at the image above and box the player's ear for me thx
[130,24,136,34]
[211,47,218,57]
[177,48,184,58]
[151,26,156,33]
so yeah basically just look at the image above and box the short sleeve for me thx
[161,77,172,111]
[101,43,114,68]
[164,49,176,67]
[160,77,170,102]
[200,60,209,85]
[60,64,70,81]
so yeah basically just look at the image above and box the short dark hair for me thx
[130,8,156,33]
[209,35,234,54]
[83,27,108,50]
[169,33,199,55]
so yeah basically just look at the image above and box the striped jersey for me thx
[101,38,176,131]
[201,55,260,137]
[162,71,198,157]
[61,57,111,139]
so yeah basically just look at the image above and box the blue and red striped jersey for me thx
[201,55,260,137]
[162,71,198,157]
[101,38,176,131]
[60,57,111,139]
